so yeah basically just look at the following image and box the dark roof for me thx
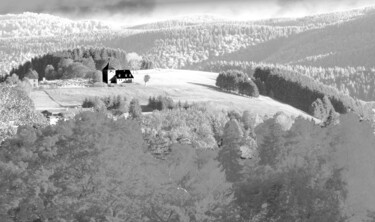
[102,62,116,71]
[25,69,38,79]
[115,70,134,79]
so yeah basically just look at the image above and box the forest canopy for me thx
[1,102,375,221]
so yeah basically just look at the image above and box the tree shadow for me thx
[141,105,153,112]
[187,82,251,98]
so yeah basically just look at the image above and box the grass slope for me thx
[31,69,316,120]
[30,90,62,110]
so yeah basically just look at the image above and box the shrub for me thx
[148,95,176,111]
[82,95,127,114]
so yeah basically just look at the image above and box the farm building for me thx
[25,68,39,88]
[102,63,134,84]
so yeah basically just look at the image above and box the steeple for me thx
[102,61,116,71]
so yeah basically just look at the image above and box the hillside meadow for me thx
[31,69,316,120]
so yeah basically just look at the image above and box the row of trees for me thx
[147,95,190,111]
[82,95,143,119]
[3,47,153,83]
[252,67,363,118]
[215,70,259,97]
[82,95,128,114]
[197,59,375,101]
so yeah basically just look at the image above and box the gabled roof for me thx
[102,62,116,71]
[25,69,38,79]
[115,70,134,79]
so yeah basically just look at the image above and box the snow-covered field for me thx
[31,69,316,120]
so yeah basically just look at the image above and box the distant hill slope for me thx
[252,7,369,27]
[212,8,375,67]
[3,7,375,76]
[128,14,229,29]
[0,12,137,76]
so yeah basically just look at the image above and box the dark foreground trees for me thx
[2,99,375,221]
[0,84,47,143]
[0,111,232,221]
[217,113,375,221]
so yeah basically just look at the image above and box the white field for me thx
[30,90,62,110]
[31,69,316,120]
[134,69,316,119]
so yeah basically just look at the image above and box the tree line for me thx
[2,47,153,83]
[147,95,191,111]
[253,67,364,118]
[82,95,143,120]
[195,59,375,101]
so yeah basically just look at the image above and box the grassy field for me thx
[31,69,316,120]
[30,90,62,110]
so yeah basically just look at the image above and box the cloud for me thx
[0,0,156,17]
[273,0,374,18]
[0,0,373,26]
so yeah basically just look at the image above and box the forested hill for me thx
[0,12,136,76]
[252,7,369,27]
[103,7,375,71]
[2,7,375,76]
[128,7,367,30]
[128,14,228,30]
[5,47,152,82]
[212,8,375,68]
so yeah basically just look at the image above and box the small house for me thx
[102,63,133,84]
[25,69,39,88]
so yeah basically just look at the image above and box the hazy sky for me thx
[0,0,374,26]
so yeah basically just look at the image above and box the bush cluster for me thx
[142,104,230,151]
[82,95,128,115]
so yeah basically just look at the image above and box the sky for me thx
[0,0,374,26]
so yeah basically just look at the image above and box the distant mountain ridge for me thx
[212,7,375,67]
[0,12,112,38]
[251,6,371,27]
[128,14,230,29]
[2,6,375,101]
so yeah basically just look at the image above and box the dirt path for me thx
[30,90,62,110]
